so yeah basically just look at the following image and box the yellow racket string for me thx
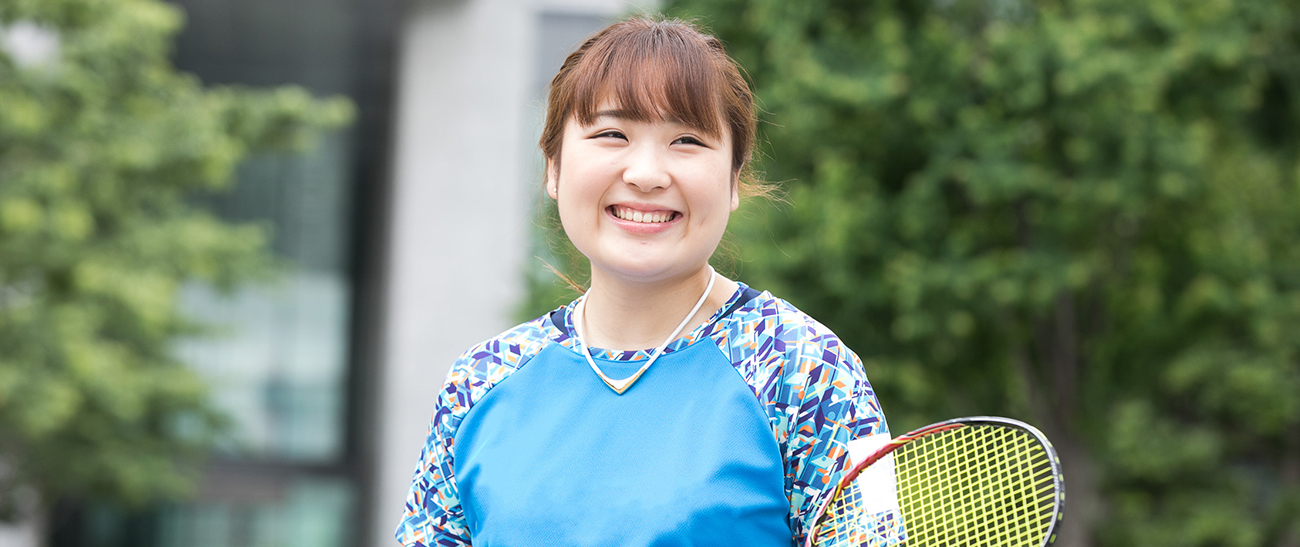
[813,424,1059,547]
[816,480,873,545]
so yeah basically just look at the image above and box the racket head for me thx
[806,416,1066,547]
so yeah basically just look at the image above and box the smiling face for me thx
[547,104,738,284]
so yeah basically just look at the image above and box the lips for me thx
[608,204,678,224]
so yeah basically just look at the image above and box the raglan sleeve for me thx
[395,360,474,547]
[787,334,906,546]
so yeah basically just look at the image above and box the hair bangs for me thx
[569,25,726,139]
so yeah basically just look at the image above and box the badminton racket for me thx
[805,416,1065,547]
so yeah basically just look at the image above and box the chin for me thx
[595,253,707,283]
[604,262,677,282]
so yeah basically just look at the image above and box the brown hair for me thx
[539,16,765,196]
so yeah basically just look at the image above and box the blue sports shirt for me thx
[396,284,905,546]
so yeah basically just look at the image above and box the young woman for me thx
[396,17,903,547]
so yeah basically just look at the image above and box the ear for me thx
[546,159,559,199]
[730,172,741,211]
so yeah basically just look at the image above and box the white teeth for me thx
[614,206,672,223]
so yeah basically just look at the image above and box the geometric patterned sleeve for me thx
[395,407,470,547]
[394,316,555,547]
[709,292,902,546]
[786,337,897,543]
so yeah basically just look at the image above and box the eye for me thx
[593,130,627,140]
[673,135,707,147]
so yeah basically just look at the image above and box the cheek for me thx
[557,158,617,206]
[687,167,738,221]
[554,170,605,240]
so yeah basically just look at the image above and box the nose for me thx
[622,144,671,192]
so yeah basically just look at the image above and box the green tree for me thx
[648,0,1299,545]
[0,0,351,528]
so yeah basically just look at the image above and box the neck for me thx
[580,265,738,351]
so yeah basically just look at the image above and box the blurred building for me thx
[45,0,633,546]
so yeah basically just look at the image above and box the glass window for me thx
[155,477,353,547]
[177,132,354,462]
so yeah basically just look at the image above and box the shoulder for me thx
[720,292,872,393]
[741,293,841,347]
[716,290,886,436]
[436,311,560,423]
[448,312,557,382]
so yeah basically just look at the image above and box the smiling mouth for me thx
[609,205,678,224]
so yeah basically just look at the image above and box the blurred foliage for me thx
[660,0,1300,545]
[529,0,1300,545]
[0,0,352,518]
